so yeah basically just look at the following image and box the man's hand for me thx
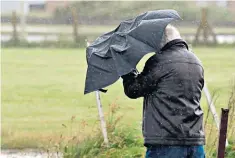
[121,69,139,80]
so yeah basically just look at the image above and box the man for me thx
[122,25,205,158]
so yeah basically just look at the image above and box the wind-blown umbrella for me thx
[84,10,181,94]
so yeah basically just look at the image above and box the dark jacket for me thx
[122,39,205,146]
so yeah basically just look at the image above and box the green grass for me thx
[1,24,115,35]
[1,47,235,149]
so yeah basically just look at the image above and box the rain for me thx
[1,1,235,158]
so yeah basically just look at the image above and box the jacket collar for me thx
[160,39,189,51]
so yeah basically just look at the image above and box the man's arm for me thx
[122,58,159,99]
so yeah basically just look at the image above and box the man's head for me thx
[160,24,181,48]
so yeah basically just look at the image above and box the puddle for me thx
[1,149,62,158]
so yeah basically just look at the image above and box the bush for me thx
[57,102,144,158]
[225,144,235,158]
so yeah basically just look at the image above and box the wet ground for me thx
[1,149,62,158]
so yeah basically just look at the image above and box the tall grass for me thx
[226,82,235,157]
[46,101,144,158]
[204,82,235,158]
[46,83,235,158]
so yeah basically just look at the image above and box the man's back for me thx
[123,39,205,146]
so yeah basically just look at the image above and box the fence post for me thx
[193,7,217,45]
[203,84,229,146]
[86,42,109,147]
[217,108,229,158]
[203,83,220,129]
[20,1,27,41]
[12,11,18,45]
[71,6,79,43]
[95,91,109,146]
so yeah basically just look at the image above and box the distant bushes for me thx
[53,1,235,25]
[1,36,87,48]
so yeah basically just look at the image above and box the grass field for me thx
[1,47,235,150]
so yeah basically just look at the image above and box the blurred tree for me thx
[53,1,234,25]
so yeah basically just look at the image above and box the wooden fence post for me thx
[217,108,229,158]
[86,42,109,147]
[95,91,109,146]
[71,7,79,43]
[193,7,217,45]
[11,11,19,45]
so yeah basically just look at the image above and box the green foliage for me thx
[60,103,143,158]
[64,129,143,158]
[1,36,86,48]
[54,1,234,24]
[225,144,235,158]
[204,84,235,158]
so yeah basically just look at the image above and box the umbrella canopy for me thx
[84,10,181,94]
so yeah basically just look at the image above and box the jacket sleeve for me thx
[122,58,159,99]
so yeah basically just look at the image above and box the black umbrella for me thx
[84,10,181,94]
